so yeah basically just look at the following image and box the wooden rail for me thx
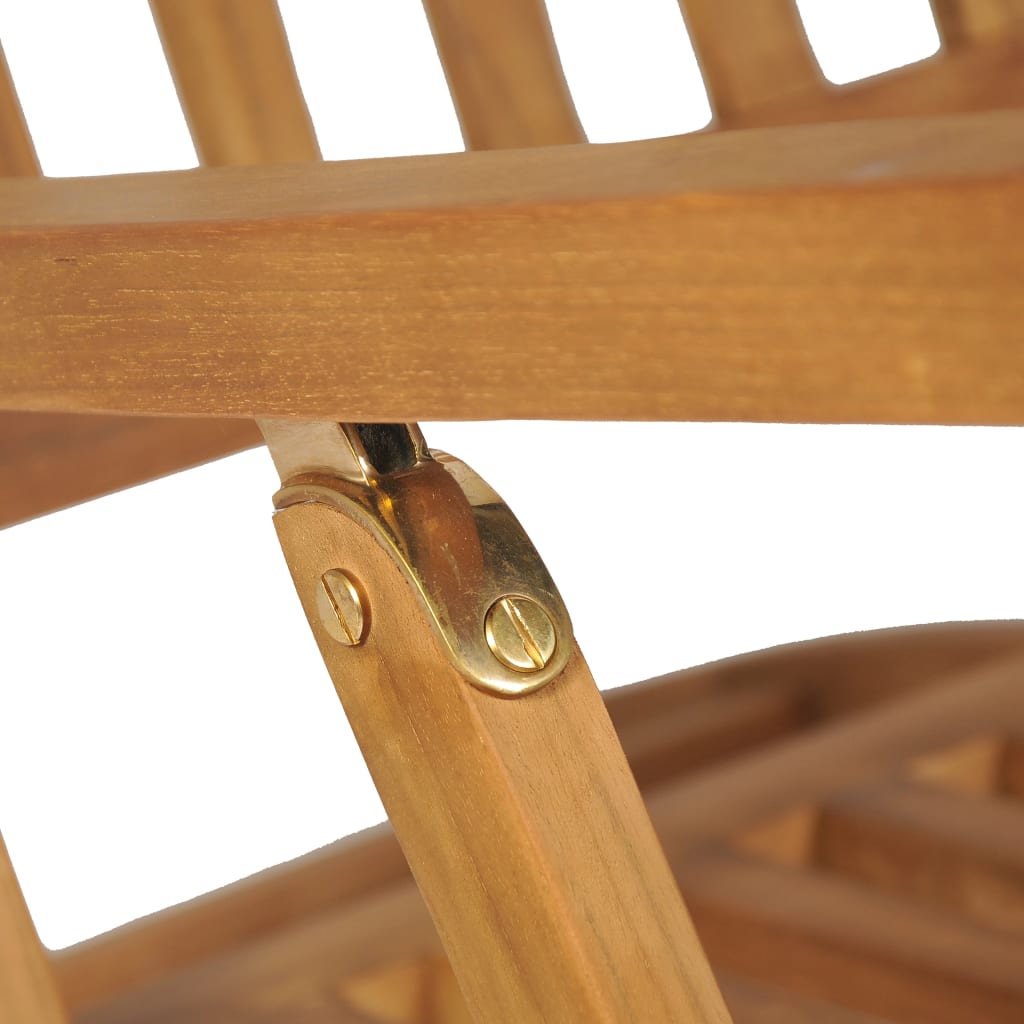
[1,110,1021,424]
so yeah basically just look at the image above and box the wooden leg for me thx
[0,833,67,1023]
[269,431,730,1023]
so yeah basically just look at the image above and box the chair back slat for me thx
[150,0,319,167]
[0,833,67,1023]
[0,40,39,176]
[931,0,1024,48]
[678,0,825,127]
[424,0,585,148]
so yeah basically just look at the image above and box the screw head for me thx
[317,569,367,646]
[484,595,557,673]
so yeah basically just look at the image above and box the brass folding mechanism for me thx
[260,420,573,697]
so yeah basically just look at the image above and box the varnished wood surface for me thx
[678,0,825,125]
[0,833,67,1022]
[932,0,1024,47]
[0,412,261,528]
[0,41,38,177]
[692,1,1024,129]
[51,622,1024,1023]
[150,0,320,165]
[817,781,1024,931]
[739,31,1024,128]
[0,14,273,528]
[1,110,1022,423]
[648,649,1024,853]
[685,851,1024,1024]
[273,497,730,1022]
[422,0,584,148]
[51,621,1024,1019]
[617,619,1024,788]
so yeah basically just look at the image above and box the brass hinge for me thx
[261,420,573,697]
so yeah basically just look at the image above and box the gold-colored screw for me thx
[317,569,367,646]
[485,595,557,673]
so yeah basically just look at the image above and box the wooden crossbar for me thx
[0,111,1021,425]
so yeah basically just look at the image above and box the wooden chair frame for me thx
[2,2,1023,1021]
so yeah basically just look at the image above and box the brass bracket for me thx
[266,421,573,697]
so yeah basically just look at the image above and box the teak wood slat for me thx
[734,30,1024,127]
[678,0,825,125]
[272,498,730,1023]
[150,0,320,165]
[1,110,1022,424]
[422,0,584,148]
[684,851,1024,1024]
[816,781,1024,931]
[648,649,1024,853]
[0,412,261,529]
[0,833,67,1023]
[0,30,262,529]
[0,40,38,177]
[931,0,1024,46]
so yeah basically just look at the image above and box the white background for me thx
[1,0,1020,951]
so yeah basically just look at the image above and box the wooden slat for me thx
[720,973,895,1024]
[618,620,1024,787]
[0,22,271,528]
[909,735,1007,794]
[1001,738,1024,796]
[422,0,584,148]
[149,0,320,165]
[689,2,1024,130]
[1,110,1022,424]
[61,877,895,1023]
[684,851,1024,1024]
[271,496,730,1022]
[337,956,473,1024]
[817,781,1024,931]
[0,833,67,1023]
[648,648,1024,853]
[68,880,446,1024]
[53,826,410,1013]
[52,622,1024,1013]
[931,0,1024,47]
[337,961,898,1024]
[0,412,261,527]
[678,0,826,125]
[738,31,1024,128]
[0,40,39,176]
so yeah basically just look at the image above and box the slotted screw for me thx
[317,569,367,646]
[484,595,556,673]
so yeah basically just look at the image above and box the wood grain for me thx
[1,110,1022,424]
[1001,738,1024,796]
[617,619,1024,787]
[0,832,67,1022]
[0,41,38,177]
[150,0,320,165]
[50,621,1023,1012]
[0,412,262,528]
[737,31,1024,128]
[687,1,1024,130]
[931,0,1024,47]
[647,648,1024,853]
[50,622,1024,1021]
[422,0,584,148]
[272,497,730,1022]
[677,0,825,125]
[0,17,270,527]
[684,851,1024,1024]
[817,781,1024,931]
